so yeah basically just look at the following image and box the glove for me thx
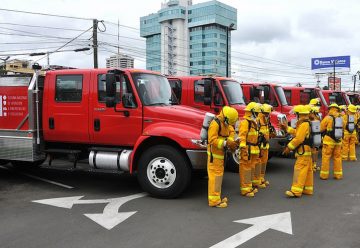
[282,147,291,156]
[279,123,288,131]
[226,140,238,152]
[270,132,276,138]
[312,164,317,172]
[240,147,248,160]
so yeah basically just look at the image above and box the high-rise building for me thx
[106,54,134,69]
[140,0,237,76]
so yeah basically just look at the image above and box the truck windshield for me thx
[132,73,177,106]
[348,94,360,105]
[275,86,288,106]
[221,80,245,105]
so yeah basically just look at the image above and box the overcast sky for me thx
[1,0,359,89]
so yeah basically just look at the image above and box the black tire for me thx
[137,145,191,198]
[226,151,239,173]
[11,159,45,169]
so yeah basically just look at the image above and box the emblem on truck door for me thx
[94,107,106,112]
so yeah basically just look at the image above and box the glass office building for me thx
[140,0,237,76]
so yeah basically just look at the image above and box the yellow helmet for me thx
[244,102,259,112]
[339,105,346,111]
[222,106,238,125]
[347,104,357,113]
[293,105,310,115]
[311,106,320,113]
[261,103,273,113]
[253,103,262,113]
[328,103,340,110]
[309,98,321,106]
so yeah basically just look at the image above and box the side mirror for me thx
[249,87,254,101]
[105,73,116,108]
[204,80,212,105]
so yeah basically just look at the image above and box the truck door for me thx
[90,72,142,146]
[45,72,90,143]
[168,78,183,104]
[193,78,224,114]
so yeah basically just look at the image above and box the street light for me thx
[226,23,235,78]
[29,47,90,67]
[353,71,360,92]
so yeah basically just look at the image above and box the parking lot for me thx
[1,147,360,248]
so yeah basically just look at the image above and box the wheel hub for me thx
[147,157,177,189]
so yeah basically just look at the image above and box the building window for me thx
[55,75,83,102]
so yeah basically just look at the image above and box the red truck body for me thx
[322,90,350,106]
[167,76,289,156]
[283,86,328,117]
[0,68,207,198]
[347,92,360,105]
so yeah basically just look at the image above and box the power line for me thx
[0,22,87,32]
[0,8,93,21]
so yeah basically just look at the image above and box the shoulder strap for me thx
[214,118,221,136]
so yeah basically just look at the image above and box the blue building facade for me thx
[140,0,237,76]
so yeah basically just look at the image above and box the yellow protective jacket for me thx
[257,113,274,150]
[343,113,358,135]
[320,109,342,146]
[239,113,260,155]
[207,114,235,160]
[287,117,312,157]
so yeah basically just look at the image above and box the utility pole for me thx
[226,23,235,78]
[93,19,98,68]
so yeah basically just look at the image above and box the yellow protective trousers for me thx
[207,156,224,206]
[240,154,257,195]
[290,155,313,196]
[251,154,261,187]
[260,149,269,183]
[321,144,343,179]
[342,134,357,161]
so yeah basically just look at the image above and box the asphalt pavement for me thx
[1,146,360,248]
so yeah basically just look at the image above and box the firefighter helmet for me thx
[347,104,357,113]
[311,106,320,113]
[244,102,259,112]
[222,106,238,125]
[293,105,310,115]
[261,103,273,113]
[328,103,340,110]
[309,98,321,106]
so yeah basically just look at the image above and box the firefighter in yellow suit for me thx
[357,105,360,145]
[342,104,358,161]
[257,103,276,187]
[239,102,260,197]
[207,106,238,208]
[309,105,321,171]
[320,103,343,180]
[281,105,313,197]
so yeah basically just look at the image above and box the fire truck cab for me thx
[283,86,328,117]
[322,90,350,106]
[347,92,360,106]
[0,68,207,198]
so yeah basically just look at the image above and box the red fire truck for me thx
[167,76,289,168]
[283,86,328,117]
[0,67,207,198]
[322,90,350,106]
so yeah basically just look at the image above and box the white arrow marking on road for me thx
[33,193,146,230]
[210,212,293,248]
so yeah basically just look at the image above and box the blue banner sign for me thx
[311,56,350,73]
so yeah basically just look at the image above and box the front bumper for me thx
[186,150,207,170]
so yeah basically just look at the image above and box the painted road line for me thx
[210,212,293,248]
[0,165,74,189]
[33,193,147,230]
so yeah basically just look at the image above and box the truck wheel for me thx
[137,145,191,198]
[11,160,45,169]
[226,150,239,173]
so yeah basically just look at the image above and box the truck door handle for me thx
[49,117,55,129]
[94,119,100,131]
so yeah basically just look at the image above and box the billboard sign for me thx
[311,56,350,73]
[328,77,341,91]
